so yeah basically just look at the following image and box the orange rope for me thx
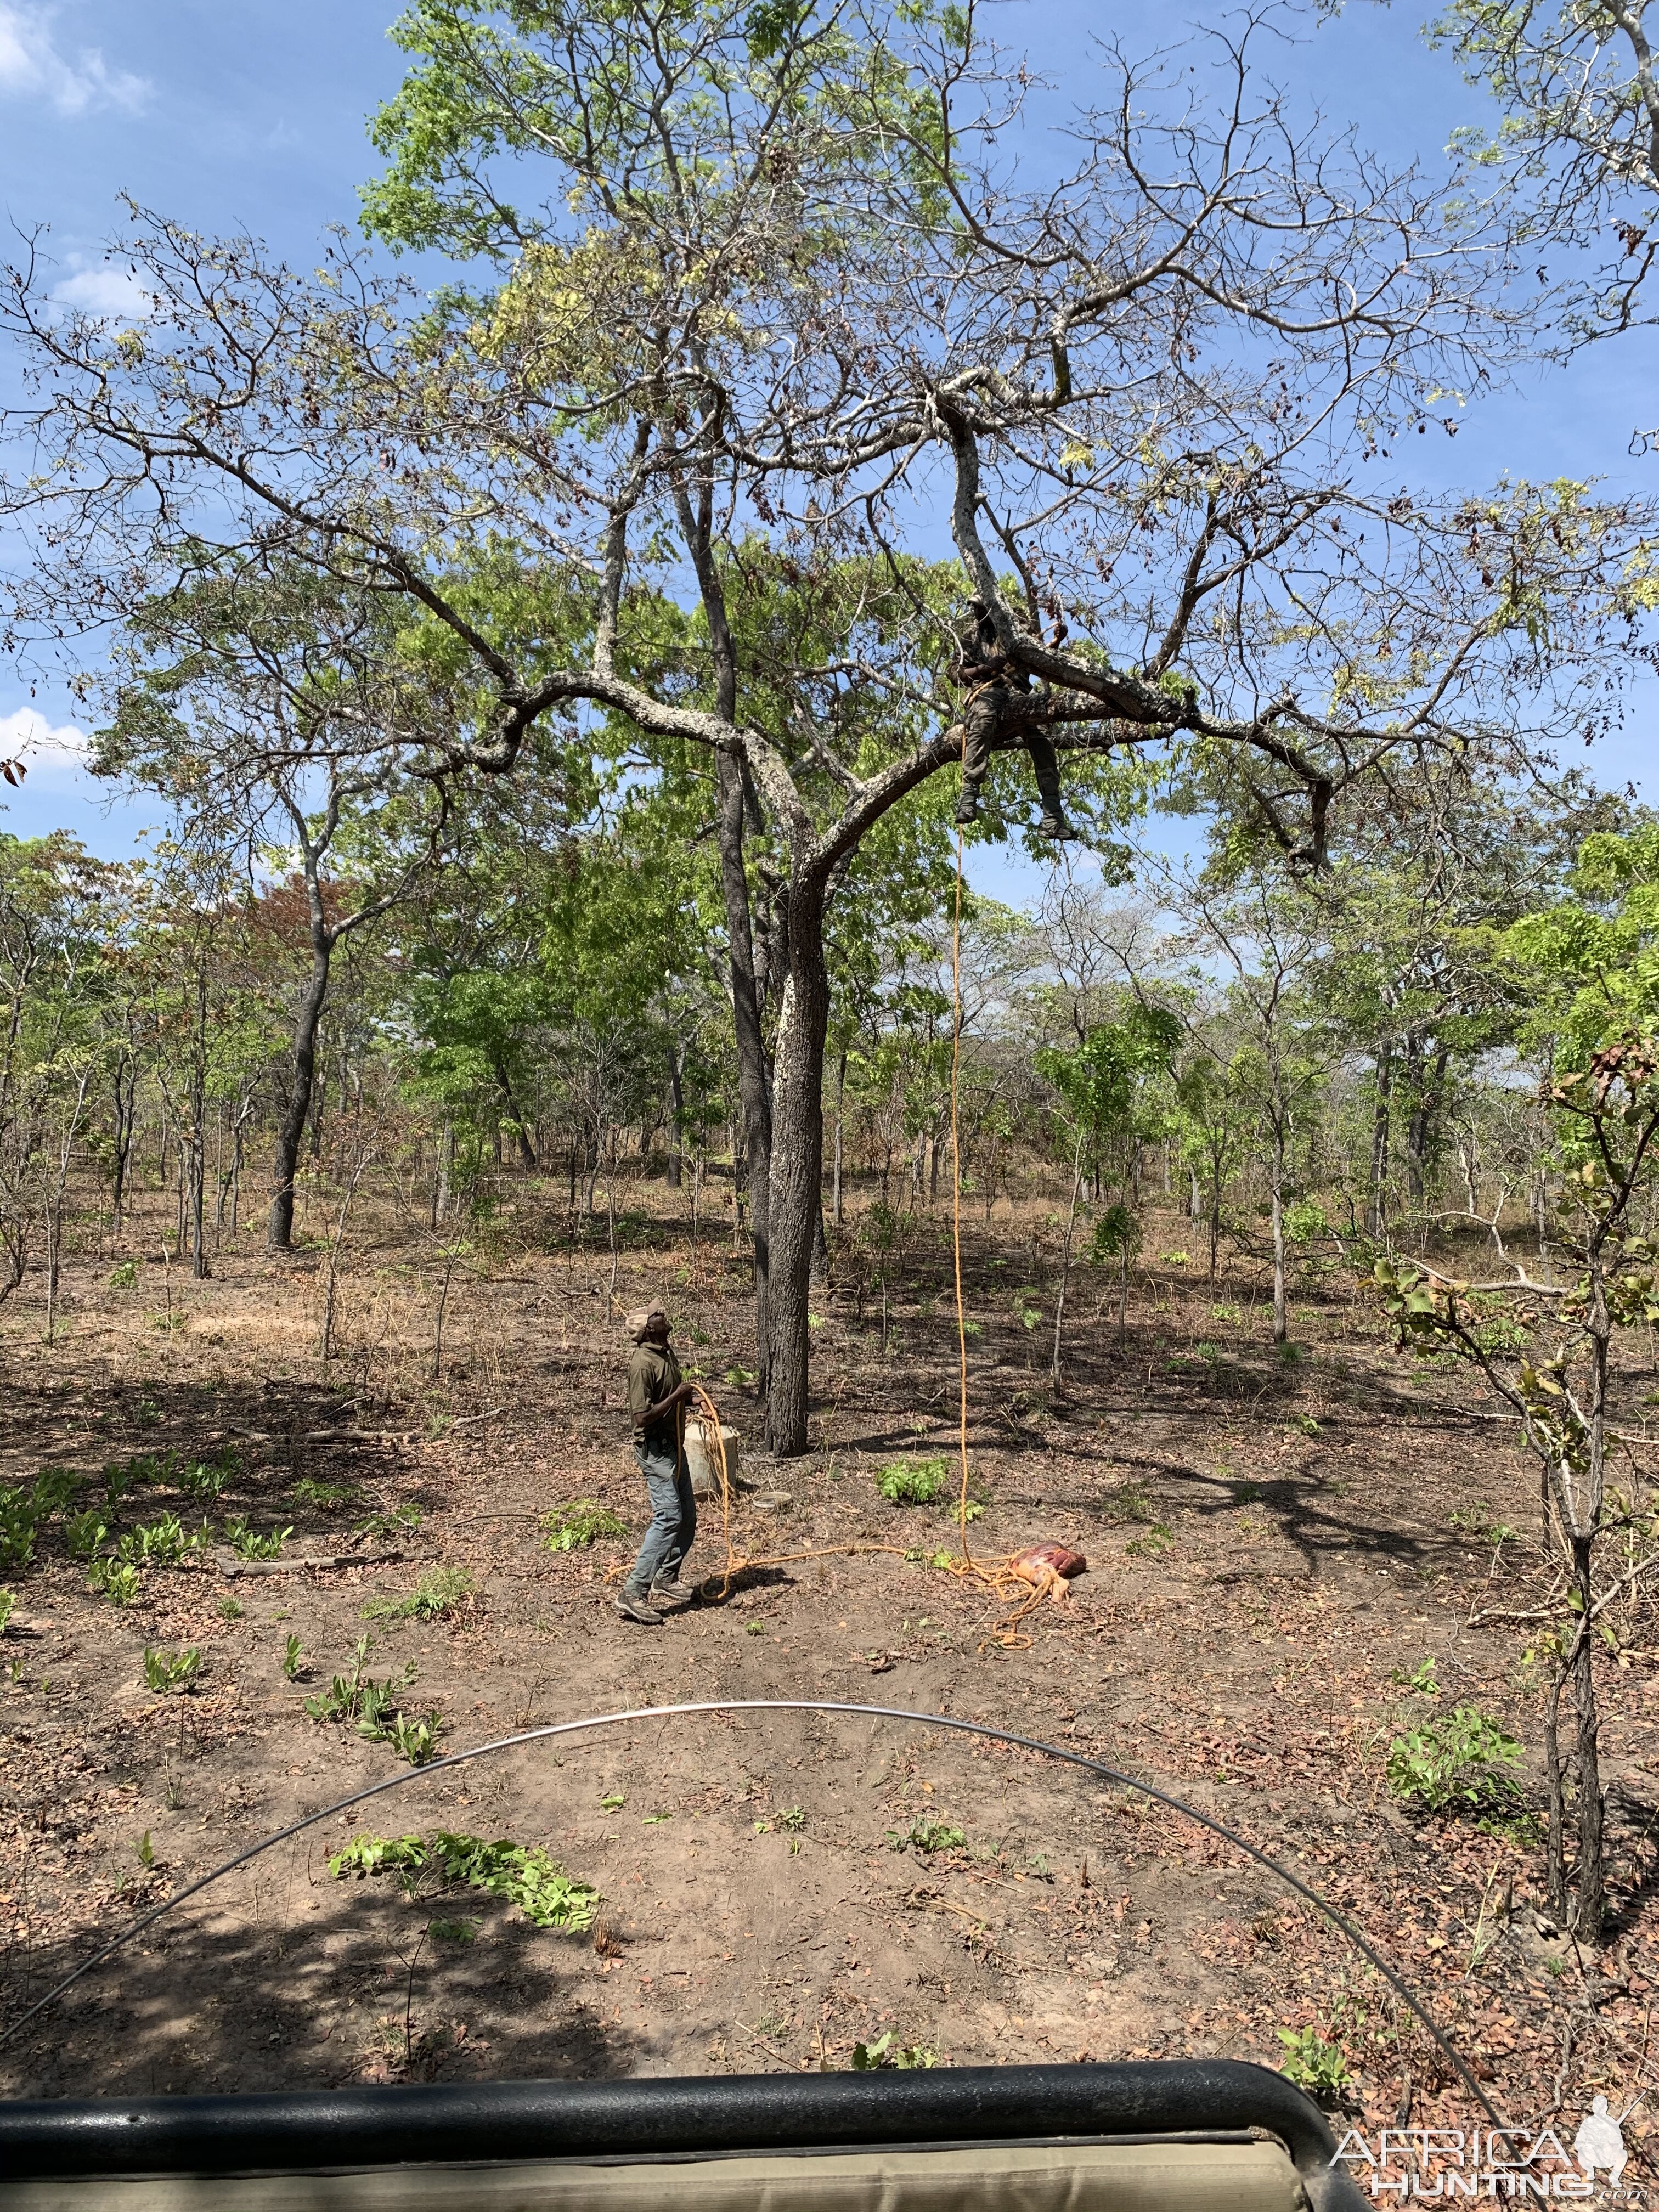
[951,824,973,1570]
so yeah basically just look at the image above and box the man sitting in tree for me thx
[952,596,1075,842]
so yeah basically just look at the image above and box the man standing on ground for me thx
[617,1302,700,1624]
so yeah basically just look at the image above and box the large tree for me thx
[3,2,1652,1448]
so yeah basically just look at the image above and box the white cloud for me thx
[0,706,93,782]
[0,4,149,117]
[53,263,153,318]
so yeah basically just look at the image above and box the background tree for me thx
[1378,821,1659,1936]
[99,568,454,1250]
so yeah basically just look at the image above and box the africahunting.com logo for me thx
[1333,2101,1638,2198]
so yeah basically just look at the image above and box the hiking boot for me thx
[1036,810,1076,842]
[652,1575,697,1607]
[614,1588,664,1626]
[954,788,980,827]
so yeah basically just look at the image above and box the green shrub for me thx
[0,1588,13,1635]
[181,1454,236,1505]
[116,1513,196,1569]
[1124,1522,1172,1556]
[1085,1204,1138,1265]
[88,1558,141,1605]
[1386,1705,1523,1815]
[143,1645,201,1694]
[885,1818,967,1854]
[303,1636,414,1724]
[852,2032,936,2070]
[104,1453,170,1503]
[1285,1199,1330,1245]
[292,1477,360,1513]
[354,1504,422,1539]
[65,1510,110,1560]
[386,1711,444,1765]
[877,1457,949,1506]
[0,1468,83,1569]
[542,1501,628,1552]
[364,1567,476,1621]
[224,1517,291,1561]
[1277,2024,1351,2101]
[329,1829,599,1929]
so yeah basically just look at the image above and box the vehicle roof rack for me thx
[0,2058,1364,2210]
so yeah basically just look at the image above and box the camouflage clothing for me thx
[953,603,1069,833]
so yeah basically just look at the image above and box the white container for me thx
[684,1417,742,1501]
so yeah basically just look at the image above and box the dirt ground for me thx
[2,1181,1657,2179]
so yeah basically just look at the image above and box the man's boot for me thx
[954,782,981,827]
[1029,737,1074,842]
[651,1572,696,1608]
[615,1587,663,1625]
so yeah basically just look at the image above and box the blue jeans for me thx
[625,1435,697,1594]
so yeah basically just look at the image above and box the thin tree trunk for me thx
[665,1047,684,1189]
[716,752,774,1393]
[763,880,830,1457]
[494,1059,537,1168]
[1543,1665,1569,1921]
[1368,1045,1392,1238]
[437,1121,454,1222]
[605,1149,619,1322]
[1050,1129,1086,1386]
[1209,1157,1222,1285]
[111,1057,136,1222]
[1271,1118,1288,1345]
[270,945,331,1251]
[832,1053,846,1226]
[189,1091,207,1279]
[1570,1534,1605,1938]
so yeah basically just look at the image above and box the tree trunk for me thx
[1405,1046,1449,1213]
[763,879,830,1456]
[1271,1118,1288,1345]
[494,1058,537,1167]
[832,1052,846,1226]
[111,1057,136,1222]
[437,1121,454,1222]
[189,1076,208,1281]
[269,945,331,1251]
[665,1047,684,1189]
[1209,1155,1223,1285]
[715,751,774,1391]
[1569,1532,1606,1939]
[1403,1037,1426,1209]
[1051,1130,1086,1386]
[1368,1045,1392,1237]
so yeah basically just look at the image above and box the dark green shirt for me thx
[627,1340,683,1455]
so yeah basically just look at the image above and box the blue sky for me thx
[0,0,1652,905]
